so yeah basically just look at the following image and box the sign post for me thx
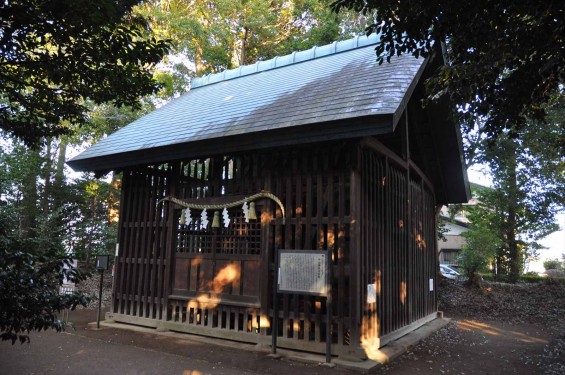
[274,249,332,362]
[325,250,332,364]
[272,250,279,354]
[95,255,110,329]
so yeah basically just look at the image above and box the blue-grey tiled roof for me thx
[69,34,427,171]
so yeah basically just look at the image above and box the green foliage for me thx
[436,219,448,242]
[0,206,91,344]
[64,175,120,261]
[0,0,169,145]
[136,0,366,91]
[0,138,114,343]
[520,274,546,284]
[480,272,565,285]
[459,219,501,282]
[331,0,565,137]
[459,94,565,283]
[543,258,563,271]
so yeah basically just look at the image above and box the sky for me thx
[467,165,564,273]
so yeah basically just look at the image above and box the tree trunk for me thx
[52,139,67,213]
[507,142,520,283]
[41,138,53,217]
[240,26,248,66]
[20,148,41,238]
[495,256,502,280]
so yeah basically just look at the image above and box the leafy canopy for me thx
[331,0,565,136]
[136,0,367,82]
[0,0,169,145]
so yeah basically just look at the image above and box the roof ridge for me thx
[190,33,379,89]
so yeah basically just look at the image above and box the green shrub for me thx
[520,274,545,283]
[543,258,563,271]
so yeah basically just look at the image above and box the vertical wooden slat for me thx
[114,171,129,314]
[125,172,142,315]
[161,164,176,319]
[142,171,157,317]
[259,173,271,336]
[135,173,150,316]
[111,174,123,313]
[337,172,345,345]
[349,160,361,348]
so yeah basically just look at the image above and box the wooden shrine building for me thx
[69,34,469,360]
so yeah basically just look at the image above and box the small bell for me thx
[179,208,186,225]
[249,201,257,221]
[212,210,221,228]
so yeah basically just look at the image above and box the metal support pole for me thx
[96,270,104,329]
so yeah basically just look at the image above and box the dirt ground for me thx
[383,279,565,375]
[1,280,563,374]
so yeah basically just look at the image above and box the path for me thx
[0,309,559,374]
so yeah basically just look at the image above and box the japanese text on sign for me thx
[278,250,327,296]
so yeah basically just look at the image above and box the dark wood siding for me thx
[111,137,438,356]
[113,165,171,320]
[359,138,437,345]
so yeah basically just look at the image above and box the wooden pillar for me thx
[348,145,363,356]
[162,163,178,320]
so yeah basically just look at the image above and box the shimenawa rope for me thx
[158,191,285,223]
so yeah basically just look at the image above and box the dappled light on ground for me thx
[360,335,390,363]
[457,320,549,344]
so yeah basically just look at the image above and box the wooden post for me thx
[326,248,332,363]
[272,249,279,354]
[96,269,104,329]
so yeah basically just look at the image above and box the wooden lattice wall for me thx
[359,138,438,347]
[113,165,171,320]
[110,138,438,358]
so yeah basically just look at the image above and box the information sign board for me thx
[277,250,328,296]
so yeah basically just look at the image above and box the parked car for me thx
[440,264,462,280]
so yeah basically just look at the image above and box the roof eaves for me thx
[67,113,393,172]
[391,55,430,131]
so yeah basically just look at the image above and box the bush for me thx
[520,274,546,283]
[0,210,91,344]
[545,268,565,280]
[543,258,563,271]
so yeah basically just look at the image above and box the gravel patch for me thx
[76,272,113,309]
[438,279,565,332]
